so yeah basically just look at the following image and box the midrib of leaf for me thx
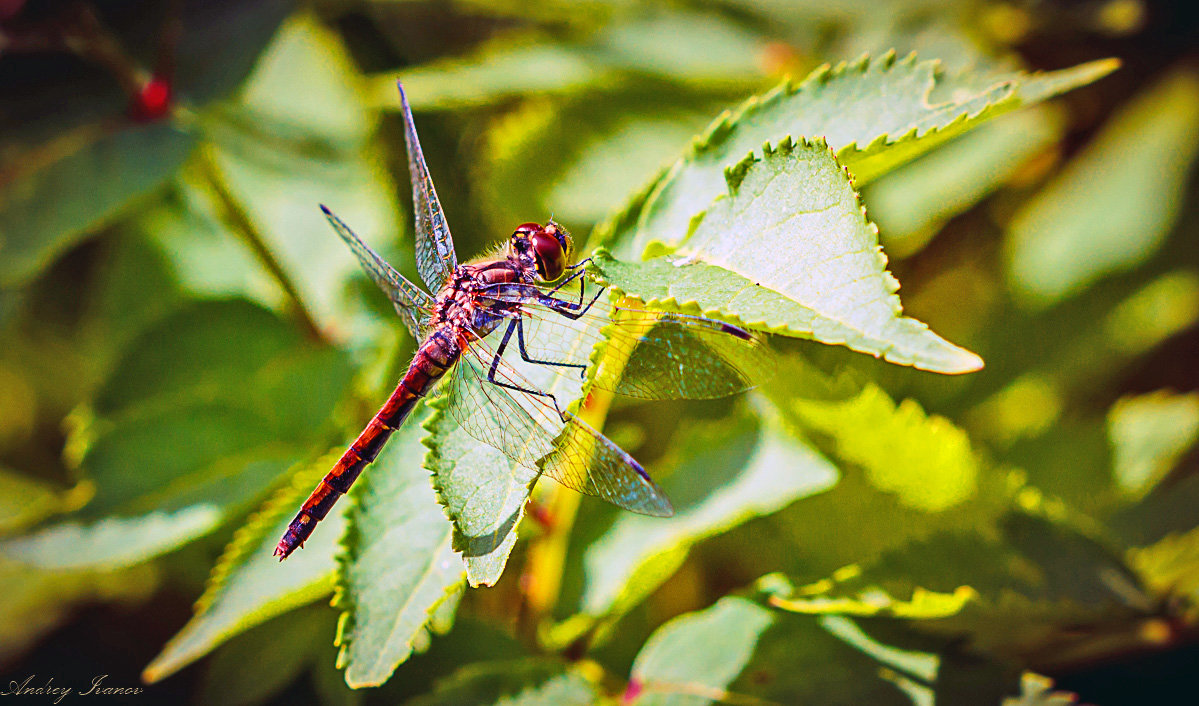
[594,52,1118,258]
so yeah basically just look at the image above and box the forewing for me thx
[320,205,433,338]
[442,342,673,517]
[397,81,457,291]
[486,280,768,399]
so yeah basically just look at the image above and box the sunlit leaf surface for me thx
[593,138,983,374]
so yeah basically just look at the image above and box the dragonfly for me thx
[276,82,766,559]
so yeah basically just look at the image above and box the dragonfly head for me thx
[511,221,574,282]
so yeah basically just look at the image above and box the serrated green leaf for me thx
[424,300,599,587]
[599,52,1117,257]
[404,659,598,706]
[0,122,197,288]
[335,402,466,688]
[596,138,984,374]
[629,596,774,706]
[143,449,348,682]
[866,105,1063,257]
[1006,68,1199,307]
[1108,390,1199,497]
[569,400,837,623]
[424,402,538,588]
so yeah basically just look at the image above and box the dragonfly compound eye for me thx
[531,229,569,281]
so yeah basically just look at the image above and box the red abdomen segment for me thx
[275,332,459,559]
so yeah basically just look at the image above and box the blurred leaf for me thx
[144,448,348,682]
[335,402,466,688]
[563,401,837,628]
[787,383,979,512]
[0,122,197,287]
[763,573,977,620]
[79,404,281,517]
[203,13,401,334]
[867,106,1063,257]
[0,559,159,664]
[1128,526,1199,610]
[628,596,774,706]
[1103,271,1199,357]
[94,299,302,415]
[1001,673,1082,706]
[134,173,286,308]
[479,92,714,231]
[173,0,296,105]
[591,9,772,85]
[1108,390,1199,497]
[377,40,611,111]
[1006,68,1199,307]
[199,604,331,706]
[724,610,928,705]
[817,615,938,694]
[598,53,1117,257]
[0,467,82,535]
[759,518,1150,664]
[424,399,537,588]
[404,659,598,706]
[593,138,983,374]
[1,507,218,571]
[0,405,296,569]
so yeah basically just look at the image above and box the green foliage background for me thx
[1,1,1197,704]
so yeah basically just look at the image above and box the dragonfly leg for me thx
[515,317,590,381]
[536,280,605,320]
[548,258,592,295]
[488,319,567,420]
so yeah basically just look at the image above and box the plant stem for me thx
[196,148,329,345]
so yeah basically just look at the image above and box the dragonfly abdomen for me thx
[275,331,462,559]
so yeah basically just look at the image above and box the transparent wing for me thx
[320,205,434,338]
[442,337,673,517]
[485,281,770,399]
[397,81,457,291]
